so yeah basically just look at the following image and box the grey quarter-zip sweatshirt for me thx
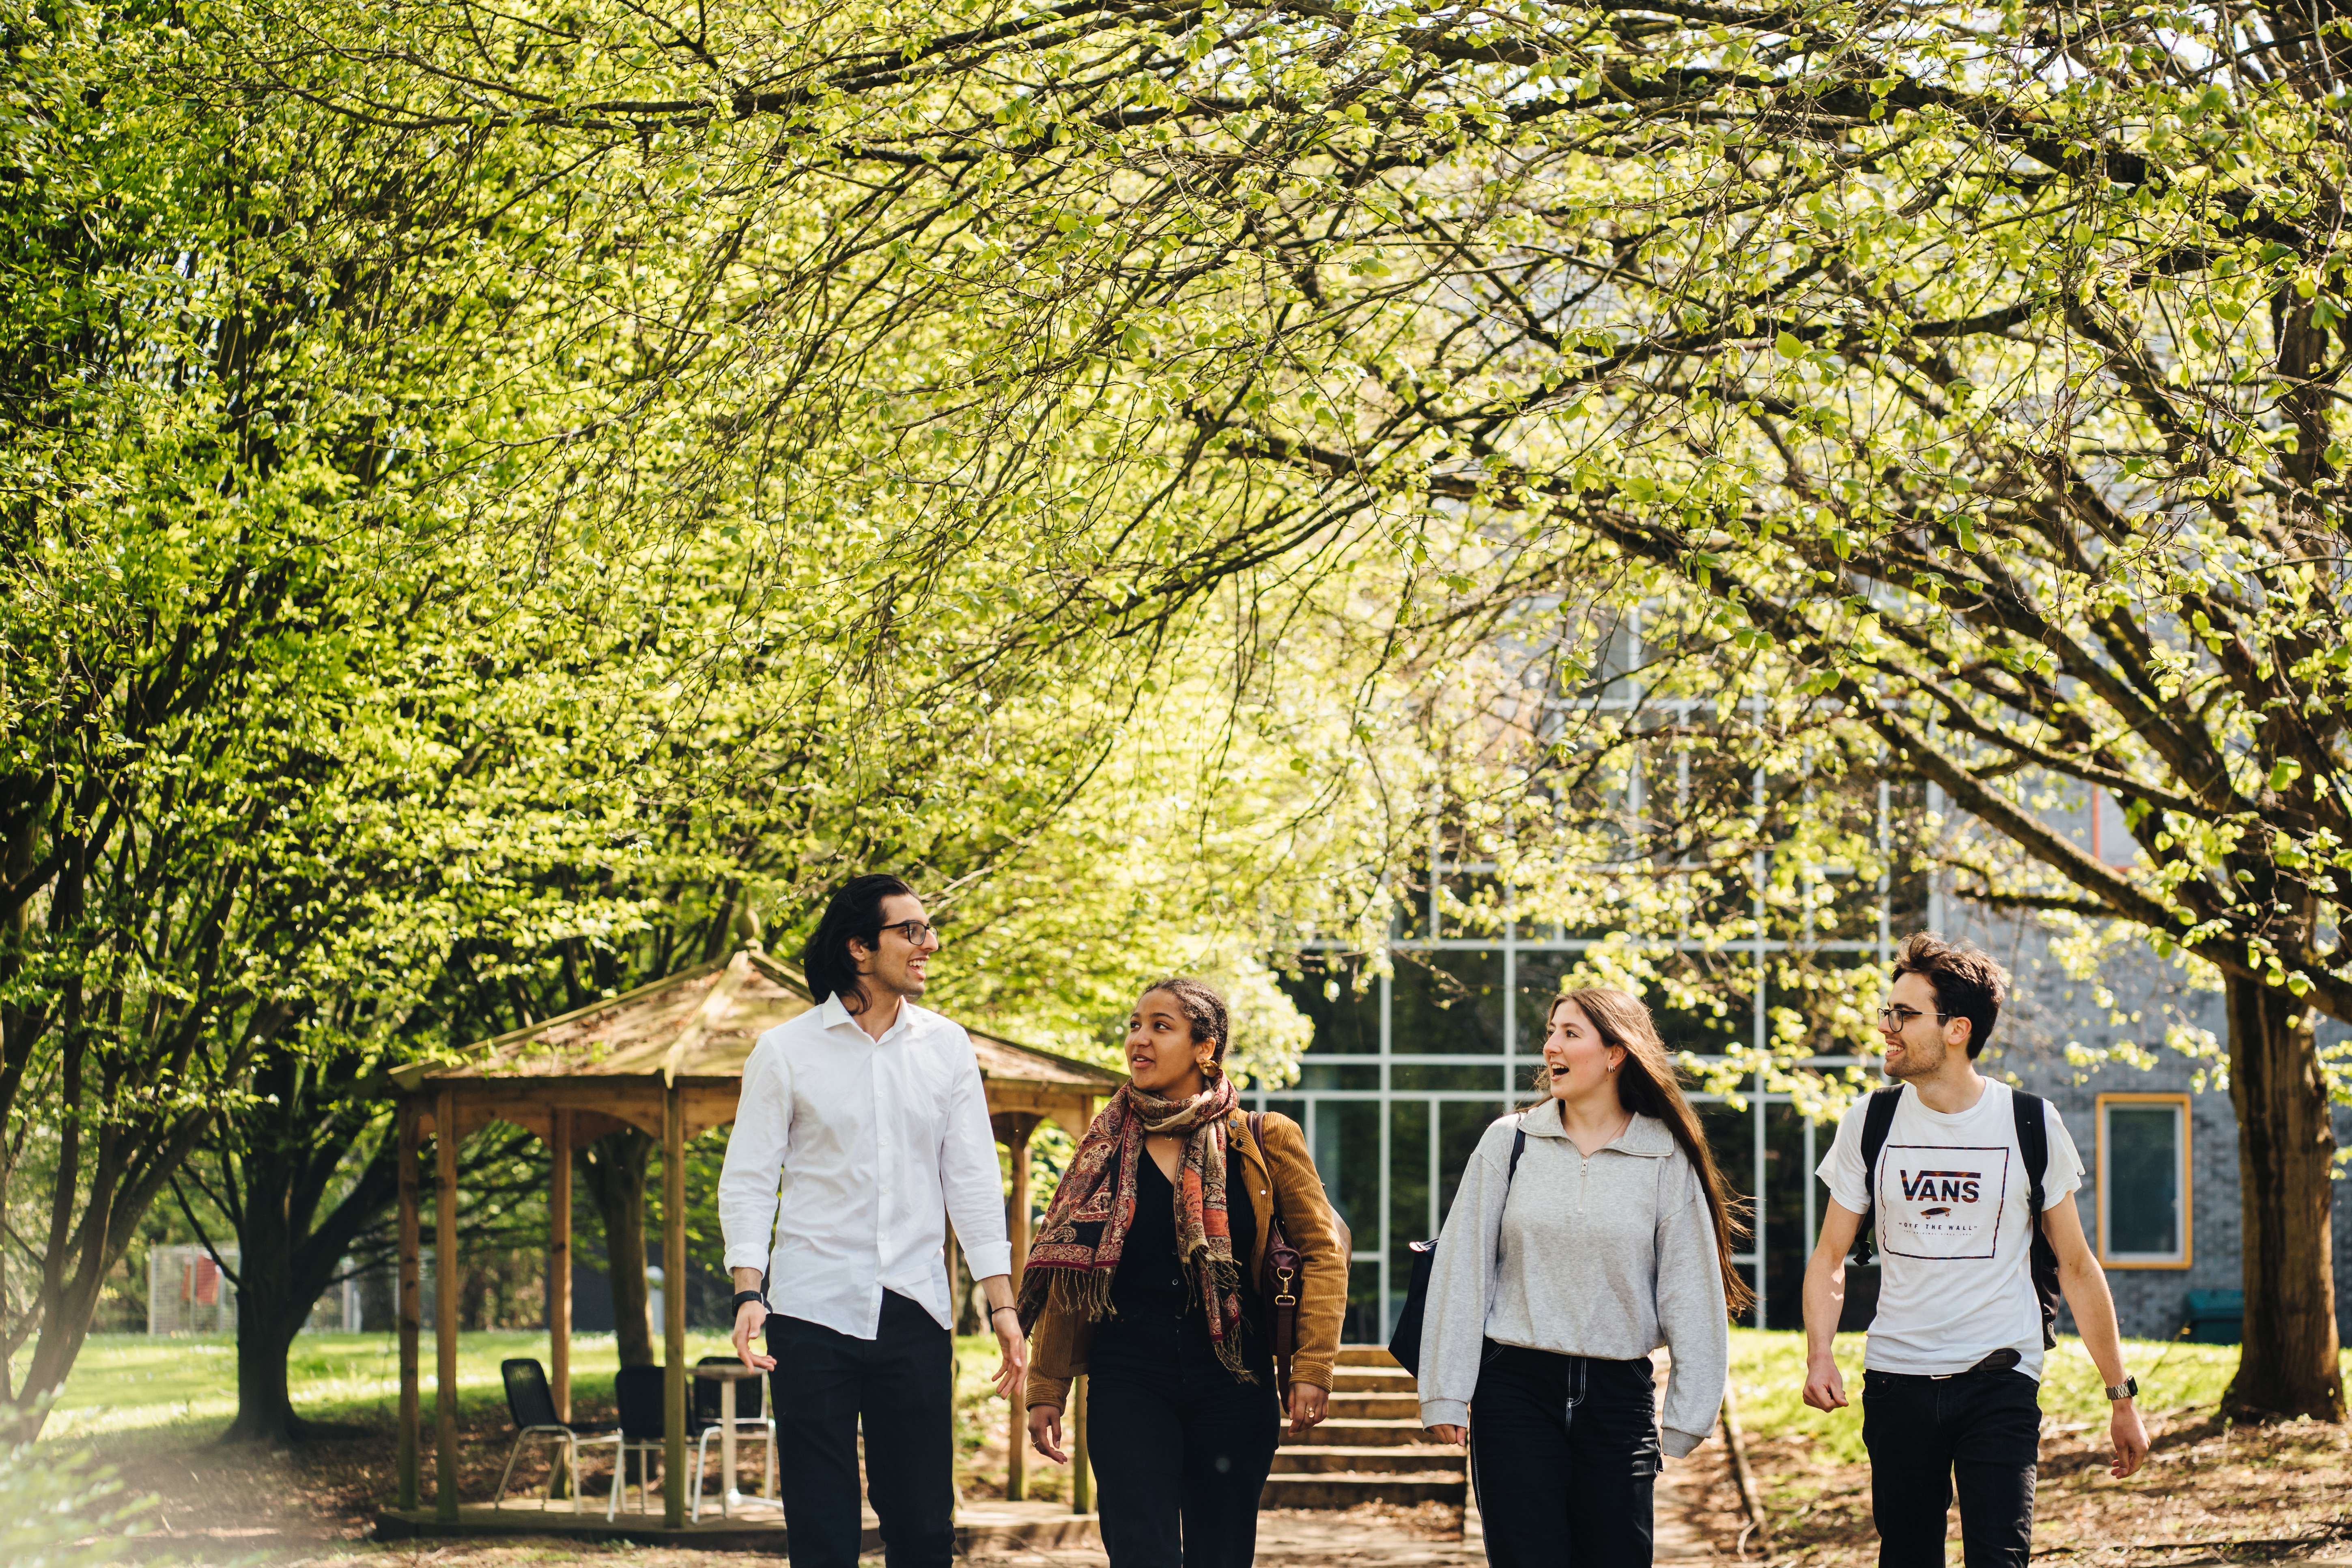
[1415,1105,1729,1458]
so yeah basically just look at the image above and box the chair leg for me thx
[493,1434,527,1510]
[691,1430,707,1524]
[607,1447,623,1522]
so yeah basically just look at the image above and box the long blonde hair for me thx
[1537,987,1757,1317]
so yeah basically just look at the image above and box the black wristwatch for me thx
[733,1289,767,1313]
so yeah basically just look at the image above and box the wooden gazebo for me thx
[387,944,1120,1528]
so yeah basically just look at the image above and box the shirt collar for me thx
[816,992,913,1043]
[1519,1104,1677,1157]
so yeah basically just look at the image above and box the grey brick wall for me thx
[1937,903,2352,1344]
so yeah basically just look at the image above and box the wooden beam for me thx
[1003,1116,1033,1505]
[397,1101,422,1510]
[551,1107,572,1425]
[663,1082,687,1528]
[435,1085,461,1524]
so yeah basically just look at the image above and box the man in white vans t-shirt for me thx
[1801,934,2149,1567]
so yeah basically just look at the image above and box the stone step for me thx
[1290,1418,1431,1448]
[1270,1445,1466,1476]
[1259,1472,1467,1510]
[1327,1367,1416,1394]
[1334,1345,1403,1368]
[1327,1391,1420,1420]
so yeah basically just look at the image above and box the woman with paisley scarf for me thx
[1019,978,1346,1568]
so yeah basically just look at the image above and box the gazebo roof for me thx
[398,946,1120,1142]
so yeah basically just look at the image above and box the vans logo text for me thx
[1898,1169,1982,1203]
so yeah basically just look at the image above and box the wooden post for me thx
[663,1084,688,1528]
[435,1086,461,1524]
[551,1108,572,1422]
[397,1101,422,1511]
[549,1107,573,1500]
[1004,1119,1031,1504]
[1071,1374,1091,1514]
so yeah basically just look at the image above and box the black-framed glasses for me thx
[1876,1003,1950,1030]
[874,918,939,948]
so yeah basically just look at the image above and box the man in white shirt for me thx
[719,874,1025,1567]
[1802,933,2149,1567]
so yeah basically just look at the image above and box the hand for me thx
[991,1306,1028,1401]
[1802,1355,1847,1411]
[1427,1424,1467,1446]
[1027,1404,1068,1463]
[733,1301,775,1372]
[2107,1399,2150,1479]
[1286,1382,1329,1439]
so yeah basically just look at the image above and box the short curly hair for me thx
[1138,977,1229,1065]
[1891,932,2010,1059]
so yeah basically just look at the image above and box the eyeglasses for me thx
[874,919,939,948]
[1876,1004,1951,1030]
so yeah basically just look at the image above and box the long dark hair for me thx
[804,873,916,1013]
[1543,987,1758,1317]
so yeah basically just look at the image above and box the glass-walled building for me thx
[1246,860,1914,1340]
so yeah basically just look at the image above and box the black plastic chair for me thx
[608,1364,673,1519]
[492,1358,619,1514]
[689,1355,777,1521]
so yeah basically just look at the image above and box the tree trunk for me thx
[2221,974,2346,1421]
[579,1129,656,1367]
[224,1289,311,1445]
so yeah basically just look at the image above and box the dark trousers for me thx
[1469,1344,1659,1568]
[1087,1329,1281,1568]
[766,1291,953,1568]
[1860,1367,2041,1568]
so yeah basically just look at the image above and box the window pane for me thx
[1393,1063,1502,1093]
[1316,1100,1382,1246]
[1392,951,1506,1054]
[1438,1101,1509,1227]
[1281,956,1380,1055]
[2107,1104,2180,1257]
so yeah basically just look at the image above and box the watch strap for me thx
[2105,1375,2137,1401]
[732,1289,767,1311]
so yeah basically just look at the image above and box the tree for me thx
[1079,0,2352,1418]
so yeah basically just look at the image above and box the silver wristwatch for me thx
[2105,1375,2137,1401]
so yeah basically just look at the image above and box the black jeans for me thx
[1469,1343,1660,1568]
[1860,1366,2041,1568]
[1087,1322,1280,1568]
[766,1291,953,1568]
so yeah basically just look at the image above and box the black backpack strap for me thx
[1854,1088,1902,1262]
[2010,1090,2063,1350]
[2011,1091,2048,1217]
[1507,1121,1528,1182]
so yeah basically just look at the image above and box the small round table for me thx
[693,1361,773,1517]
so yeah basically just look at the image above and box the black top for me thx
[1093,1129,1264,1376]
[1106,1147,1260,1322]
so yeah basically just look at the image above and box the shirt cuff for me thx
[1419,1399,1468,1429]
[963,1242,1013,1280]
[1662,1425,1708,1459]
[723,1244,772,1273]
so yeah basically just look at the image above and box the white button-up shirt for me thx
[718,994,1011,1338]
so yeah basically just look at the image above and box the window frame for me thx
[2094,1092,2193,1269]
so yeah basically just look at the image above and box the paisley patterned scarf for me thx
[1017,1076,1252,1379]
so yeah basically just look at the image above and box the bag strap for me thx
[1854,1087,1902,1264]
[2011,1090,2049,1217]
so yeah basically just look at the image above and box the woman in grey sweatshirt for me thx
[1417,987,1752,1567]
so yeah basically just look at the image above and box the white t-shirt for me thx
[1817,1079,2084,1380]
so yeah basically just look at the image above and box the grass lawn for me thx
[1694,1330,2352,1563]
[49,1327,1037,1503]
[1724,1327,2265,1465]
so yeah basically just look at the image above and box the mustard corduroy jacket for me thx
[1023,1108,1347,1409]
